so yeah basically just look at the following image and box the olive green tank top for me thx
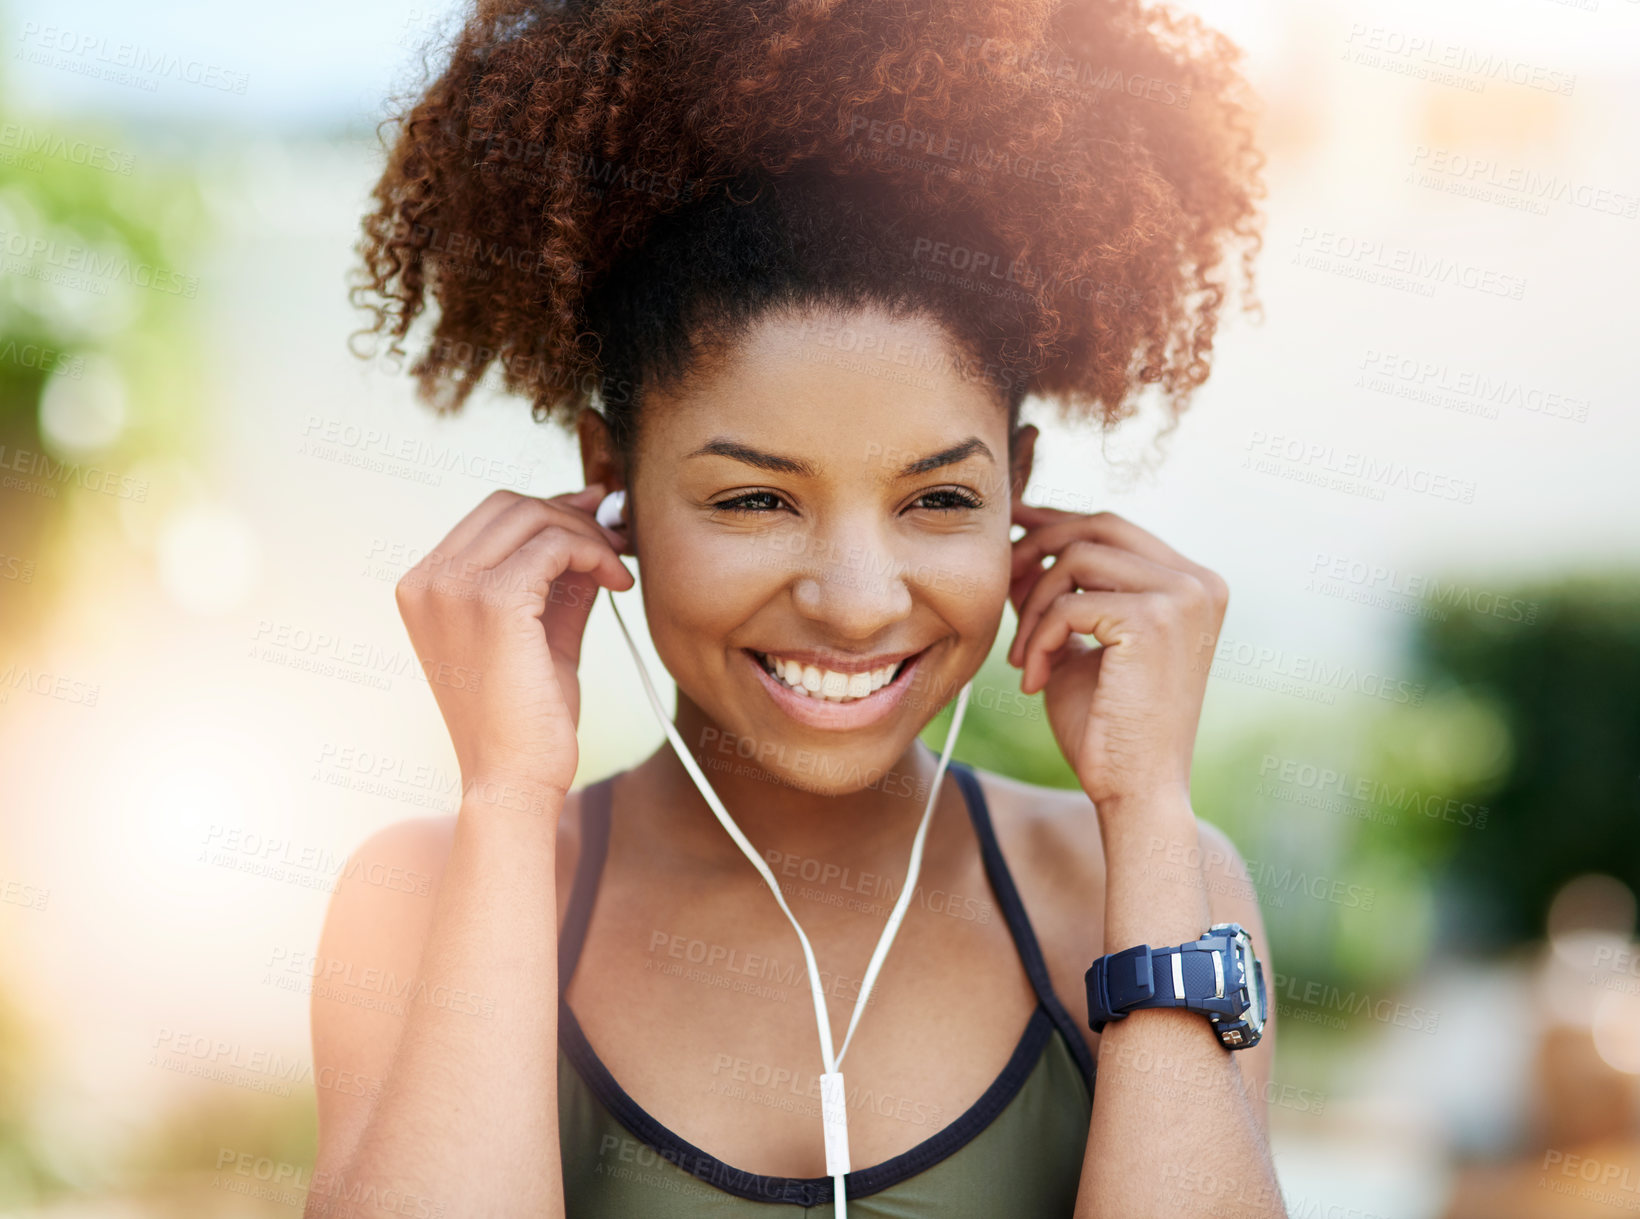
[556,761,1097,1216]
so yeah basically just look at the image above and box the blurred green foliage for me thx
[0,118,200,436]
[1411,574,1640,947]
[0,96,204,646]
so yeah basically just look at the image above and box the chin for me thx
[743,747,932,802]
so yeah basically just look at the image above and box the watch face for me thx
[1213,923,1263,1033]
[1230,933,1265,1035]
[1241,937,1263,1032]
[1205,923,1265,1048]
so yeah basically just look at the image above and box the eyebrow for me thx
[685,435,995,478]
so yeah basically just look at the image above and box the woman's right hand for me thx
[394,484,634,811]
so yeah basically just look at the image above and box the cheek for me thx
[914,533,1012,640]
[637,521,780,662]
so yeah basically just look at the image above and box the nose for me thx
[788,526,915,637]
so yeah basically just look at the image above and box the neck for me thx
[623,691,960,879]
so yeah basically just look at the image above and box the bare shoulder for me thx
[962,766,1106,915]
[956,768,1107,1058]
[961,765,1258,931]
[315,790,589,968]
[957,767,1268,1082]
[306,790,590,1178]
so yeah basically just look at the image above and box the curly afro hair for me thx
[353,0,1263,464]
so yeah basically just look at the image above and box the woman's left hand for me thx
[1006,504,1229,810]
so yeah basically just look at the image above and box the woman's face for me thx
[612,303,1033,794]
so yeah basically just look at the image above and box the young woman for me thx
[311,0,1276,1215]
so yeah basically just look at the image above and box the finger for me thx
[1007,542,1185,667]
[457,492,617,572]
[1010,500,1096,544]
[1007,506,1082,626]
[1017,589,1143,695]
[433,488,536,557]
[493,529,633,666]
[1012,511,1186,576]
[544,484,628,551]
[1004,562,1046,668]
[497,523,634,596]
[541,570,607,670]
[1008,560,1046,621]
[1010,500,1082,525]
[1005,531,1104,659]
[1011,510,1198,580]
[433,483,607,561]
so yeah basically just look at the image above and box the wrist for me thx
[1099,796,1213,947]
[459,771,570,821]
[1092,782,1196,840]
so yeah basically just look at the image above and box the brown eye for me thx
[913,488,984,512]
[714,491,788,513]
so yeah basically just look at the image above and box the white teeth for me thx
[757,652,907,702]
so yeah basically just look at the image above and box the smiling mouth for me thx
[748,649,919,703]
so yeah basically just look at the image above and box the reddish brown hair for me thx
[353,0,1263,455]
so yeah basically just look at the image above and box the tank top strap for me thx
[558,773,615,996]
[947,761,1097,1090]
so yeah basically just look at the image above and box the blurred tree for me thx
[0,91,203,645]
[1410,575,1640,947]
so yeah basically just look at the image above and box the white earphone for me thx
[595,488,627,531]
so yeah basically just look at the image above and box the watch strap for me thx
[1087,935,1232,1029]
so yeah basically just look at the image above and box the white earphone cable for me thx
[597,557,971,1219]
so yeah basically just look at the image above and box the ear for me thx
[577,407,625,494]
[577,408,636,556]
[1008,423,1038,510]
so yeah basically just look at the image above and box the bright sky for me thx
[8,0,1634,129]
